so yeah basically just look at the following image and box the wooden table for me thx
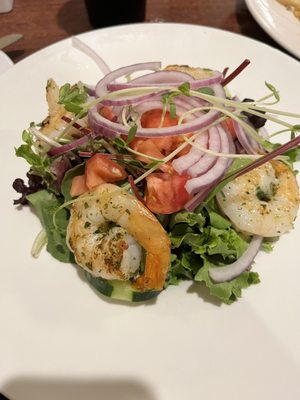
[0,0,293,64]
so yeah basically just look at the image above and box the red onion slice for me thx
[88,106,220,138]
[172,132,209,174]
[185,141,234,209]
[84,83,96,96]
[107,70,223,90]
[189,72,223,89]
[233,119,264,154]
[95,62,161,98]
[177,95,206,109]
[173,96,204,118]
[187,126,221,178]
[107,70,194,90]
[47,134,91,157]
[72,36,111,76]
[208,236,263,282]
[185,125,231,194]
[101,90,166,107]
[210,83,226,99]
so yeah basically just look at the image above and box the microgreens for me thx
[265,81,280,102]
[196,87,215,96]
[178,81,191,96]
[126,124,138,144]
[58,82,88,115]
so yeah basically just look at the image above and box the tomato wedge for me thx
[99,106,116,121]
[141,108,179,128]
[70,154,128,196]
[85,154,127,190]
[70,174,88,197]
[145,172,192,214]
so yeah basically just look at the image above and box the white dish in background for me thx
[0,0,14,13]
[0,23,300,400]
[246,0,300,59]
[0,50,13,74]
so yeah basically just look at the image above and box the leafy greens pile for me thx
[24,162,262,304]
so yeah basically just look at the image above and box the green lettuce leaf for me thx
[15,129,57,193]
[194,257,260,305]
[167,205,260,304]
[61,163,85,202]
[27,190,73,263]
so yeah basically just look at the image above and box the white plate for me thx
[0,50,13,75]
[246,0,300,59]
[0,23,300,400]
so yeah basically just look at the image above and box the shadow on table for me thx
[4,50,26,63]
[187,282,222,307]
[2,377,158,400]
[57,0,93,35]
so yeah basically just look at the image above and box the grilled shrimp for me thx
[66,183,171,291]
[216,161,299,237]
[41,79,87,138]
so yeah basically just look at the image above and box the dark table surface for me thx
[0,0,294,64]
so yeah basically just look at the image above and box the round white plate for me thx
[246,0,300,59]
[0,50,13,75]
[0,23,300,400]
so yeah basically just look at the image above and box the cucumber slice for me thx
[85,271,161,302]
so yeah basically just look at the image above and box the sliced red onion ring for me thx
[101,90,166,107]
[48,134,92,157]
[95,62,161,98]
[107,70,194,90]
[176,95,206,109]
[189,72,223,89]
[84,83,96,96]
[173,96,204,118]
[184,156,233,211]
[258,126,269,139]
[187,126,221,178]
[172,131,208,175]
[185,125,231,194]
[233,119,264,154]
[72,36,111,76]
[210,83,226,99]
[88,106,220,138]
[208,236,263,282]
[172,131,209,174]
[30,127,61,148]
[107,70,223,90]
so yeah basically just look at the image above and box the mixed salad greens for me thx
[13,38,300,304]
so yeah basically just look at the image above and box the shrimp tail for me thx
[133,253,168,291]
